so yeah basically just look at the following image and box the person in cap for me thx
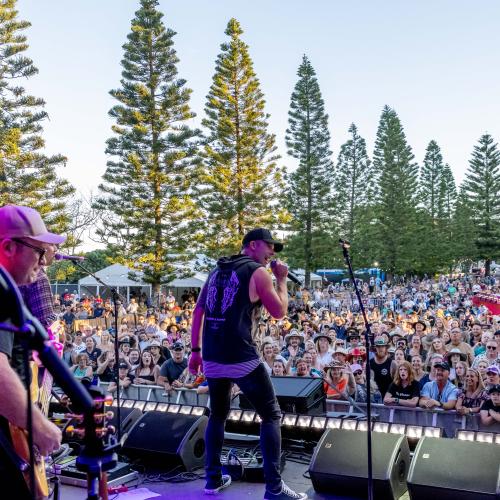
[188,228,306,499]
[0,205,64,497]
[479,384,500,426]
[446,327,475,365]
[158,341,187,390]
[108,361,133,394]
[419,362,459,410]
[369,336,396,398]
[484,365,500,390]
[146,340,167,366]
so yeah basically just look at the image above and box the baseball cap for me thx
[488,384,500,394]
[434,361,450,371]
[351,363,363,373]
[0,205,66,244]
[172,341,184,350]
[242,228,283,252]
[486,365,500,375]
[118,362,128,369]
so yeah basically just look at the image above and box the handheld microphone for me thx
[54,253,85,262]
[270,260,302,286]
[339,238,351,249]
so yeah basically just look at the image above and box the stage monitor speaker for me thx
[122,411,207,471]
[309,428,410,500]
[108,406,143,436]
[240,376,326,415]
[407,436,500,500]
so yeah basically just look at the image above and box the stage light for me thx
[134,401,146,411]
[476,432,494,444]
[423,427,441,438]
[122,399,135,408]
[254,414,262,423]
[406,425,423,439]
[390,423,406,435]
[167,404,180,414]
[373,422,390,433]
[144,402,158,412]
[495,434,500,445]
[357,420,369,432]
[342,419,357,431]
[156,403,169,412]
[191,406,205,416]
[311,417,327,429]
[297,416,312,428]
[179,405,192,415]
[241,411,256,423]
[456,430,475,442]
[326,418,342,429]
[283,414,297,426]
[228,409,242,421]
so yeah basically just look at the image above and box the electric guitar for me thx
[8,320,65,499]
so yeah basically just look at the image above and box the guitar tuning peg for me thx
[106,411,114,420]
[107,425,116,435]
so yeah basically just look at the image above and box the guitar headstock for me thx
[65,385,117,452]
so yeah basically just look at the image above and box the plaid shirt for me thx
[19,268,56,328]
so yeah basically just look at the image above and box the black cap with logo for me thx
[242,228,283,252]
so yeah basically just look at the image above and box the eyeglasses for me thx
[12,238,47,262]
[353,371,363,375]
[487,346,497,350]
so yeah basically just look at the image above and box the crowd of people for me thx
[55,274,500,426]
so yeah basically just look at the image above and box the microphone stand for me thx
[71,260,124,442]
[339,239,374,500]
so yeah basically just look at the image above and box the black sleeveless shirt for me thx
[202,255,262,364]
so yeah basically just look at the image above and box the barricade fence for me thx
[94,382,500,438]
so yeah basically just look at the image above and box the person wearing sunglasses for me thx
[0,205,66,499]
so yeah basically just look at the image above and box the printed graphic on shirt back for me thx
[206,269,240,315]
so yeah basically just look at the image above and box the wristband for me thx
[394,398,399,405]
[191,347,201,353]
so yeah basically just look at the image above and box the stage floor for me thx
[59,459,410,499]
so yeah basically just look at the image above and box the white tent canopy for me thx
[167,272,208,288]
[78,264,150,301]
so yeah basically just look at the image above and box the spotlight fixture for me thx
[167,404,180,414]
[390,423,406,435]
[228,409,242,421]
[241,411,256,423]
[134,401,146,411]
[254,414,262,423]
[456,430,475,442]
[357,420,370,432]
[476,432,494,444]
[156,403,169,412]
[297,416,312,428]
[179,405,192,415]
[342,419,357,431]
[423,427,442,438]
[456,429,499,444]
[406,425,423,440]
[191,406,205,416]
[283,414,297,426]
[373,422,390,433]
[144,402,158,412]
[326,418,342,429]
[311,417,327,429]
[122,399,135,408]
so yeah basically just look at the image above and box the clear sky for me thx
[16,0,500,198]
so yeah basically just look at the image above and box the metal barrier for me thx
[325,399,500,437]
[99,382,209,407]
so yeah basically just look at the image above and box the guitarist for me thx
[0,205,64,498]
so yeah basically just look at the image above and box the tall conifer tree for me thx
[461,134,500,275]
[95,0,200,296]
[420,140,444,218]
[284,55,333,285]
[372,105,419,276]
[334,123,374,265]
[0,0,73,230]
[199,19,285,256]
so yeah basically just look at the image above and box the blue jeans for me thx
[206,363,282,492]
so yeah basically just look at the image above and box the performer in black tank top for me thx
[189,228,308,500]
